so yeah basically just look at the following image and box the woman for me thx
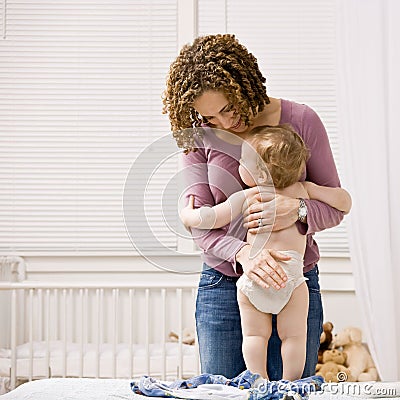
[162,34,344,379]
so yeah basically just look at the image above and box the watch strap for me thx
[297,198,307,223]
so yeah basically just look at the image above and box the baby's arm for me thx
[302,181,352,214]
[180,187,259,229]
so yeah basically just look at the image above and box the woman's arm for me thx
[302,181,352,214]
[296,105,345,233]
[180,144,248,268]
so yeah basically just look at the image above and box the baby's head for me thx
[239,124,309,189]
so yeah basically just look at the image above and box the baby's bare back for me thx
[247,182,309,255]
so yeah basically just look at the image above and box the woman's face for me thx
[193,91,247,133]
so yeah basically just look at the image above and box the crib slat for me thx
[112,289,118,378]
[95,288,102,379]
[129,288,134,378]
[62,289,67,378]
[28,289,34,381]
[83,288,89,375]
[54,289,59,341]
[145,288,150,376]
[38,289,43,343]
[176,288,183,379]
[10,290,17,390]
[79,288,84,378]
[45,289,50,378]
[69,289,73,347]
[83,289,89,345]
[161,288,166,381]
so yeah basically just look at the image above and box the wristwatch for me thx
[297,198,307,223]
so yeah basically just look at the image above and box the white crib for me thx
[0,260,200,393]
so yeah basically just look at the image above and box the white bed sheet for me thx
[2,379,400,400]
[0,378,155,400]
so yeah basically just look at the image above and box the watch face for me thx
[299,208,307,218]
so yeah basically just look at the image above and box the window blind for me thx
[198,0,349,256]
[0,0,179,254]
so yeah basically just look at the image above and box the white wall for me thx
[319,257,364,335]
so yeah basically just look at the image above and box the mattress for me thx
[0,378,136,400]
[1,378,400,400]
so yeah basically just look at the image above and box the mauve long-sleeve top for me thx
[181,99,344,276]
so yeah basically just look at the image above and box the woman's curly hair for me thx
[248,125,309,189]
[162,34,270,151]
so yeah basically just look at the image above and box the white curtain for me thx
[336,0,400,380]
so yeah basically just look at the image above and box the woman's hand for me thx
[236,245,290,290]
[242,191,299,233]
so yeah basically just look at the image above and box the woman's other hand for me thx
[236,245,290,289]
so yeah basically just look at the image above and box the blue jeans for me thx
[195,264,323,379]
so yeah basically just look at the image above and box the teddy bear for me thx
[316,349,353,382]
[318,321,334,363]
[333,326,378,382]
[168,327,196,345]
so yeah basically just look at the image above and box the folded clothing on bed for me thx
[131,370,324,399]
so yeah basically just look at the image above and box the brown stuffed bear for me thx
[168,328,196,345]
[333,327,378,382]
[318,321,334,363]
[316,349,353,382]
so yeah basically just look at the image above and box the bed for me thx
[1,378,400,400]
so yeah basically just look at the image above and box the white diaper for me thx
[236,250,307,314]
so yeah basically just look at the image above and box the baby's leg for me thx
[277,282,309,381]
[237,289,272,378]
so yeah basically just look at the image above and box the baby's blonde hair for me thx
[247,125,309,189]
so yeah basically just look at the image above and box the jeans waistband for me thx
[202,263,240,281]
